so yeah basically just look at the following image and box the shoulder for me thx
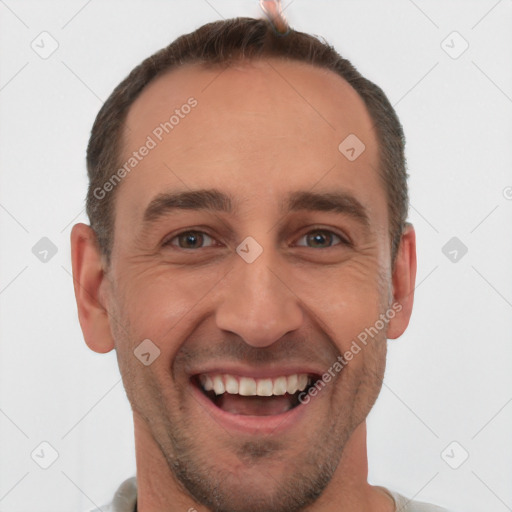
[384,488,452,512]
[86,477,137,512]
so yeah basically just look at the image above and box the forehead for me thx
[118,57,383,225]
[124,58,376,153]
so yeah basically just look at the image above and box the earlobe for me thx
[70,223,115,353]
[387,223,417,340]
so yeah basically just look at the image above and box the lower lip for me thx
[190,382,317,436]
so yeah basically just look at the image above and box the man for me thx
[71,14,450,512]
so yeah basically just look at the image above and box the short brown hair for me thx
[86,17,408,263]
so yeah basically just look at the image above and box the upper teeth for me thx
[199,374,311,396]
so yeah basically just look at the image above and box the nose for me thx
[215,249,303,348]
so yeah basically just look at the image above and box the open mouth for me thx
[192,373,319,416]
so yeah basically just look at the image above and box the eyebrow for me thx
[142,188,369,226]
[143,189,233,223]
[286,190,369,226]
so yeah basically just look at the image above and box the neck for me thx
[133,416,395,512]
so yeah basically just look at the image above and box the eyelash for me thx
[163,228,351,250]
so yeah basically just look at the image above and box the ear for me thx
[387,223,417,339]
[70,223,115,353]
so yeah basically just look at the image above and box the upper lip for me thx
[189,364,324,380]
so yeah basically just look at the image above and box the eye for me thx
[165,230,216,250]
[163,228,349,251]
[295,229,348,249]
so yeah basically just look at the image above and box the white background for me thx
[1,1,511,511]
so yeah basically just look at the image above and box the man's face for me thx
[94,59,410,511]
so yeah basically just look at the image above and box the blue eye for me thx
[296,229,345,249]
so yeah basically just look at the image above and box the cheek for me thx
[290,257,388,352]
[114,262,224,345]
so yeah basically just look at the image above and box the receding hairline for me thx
[85,17,408,265]
[118,55,374,169]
